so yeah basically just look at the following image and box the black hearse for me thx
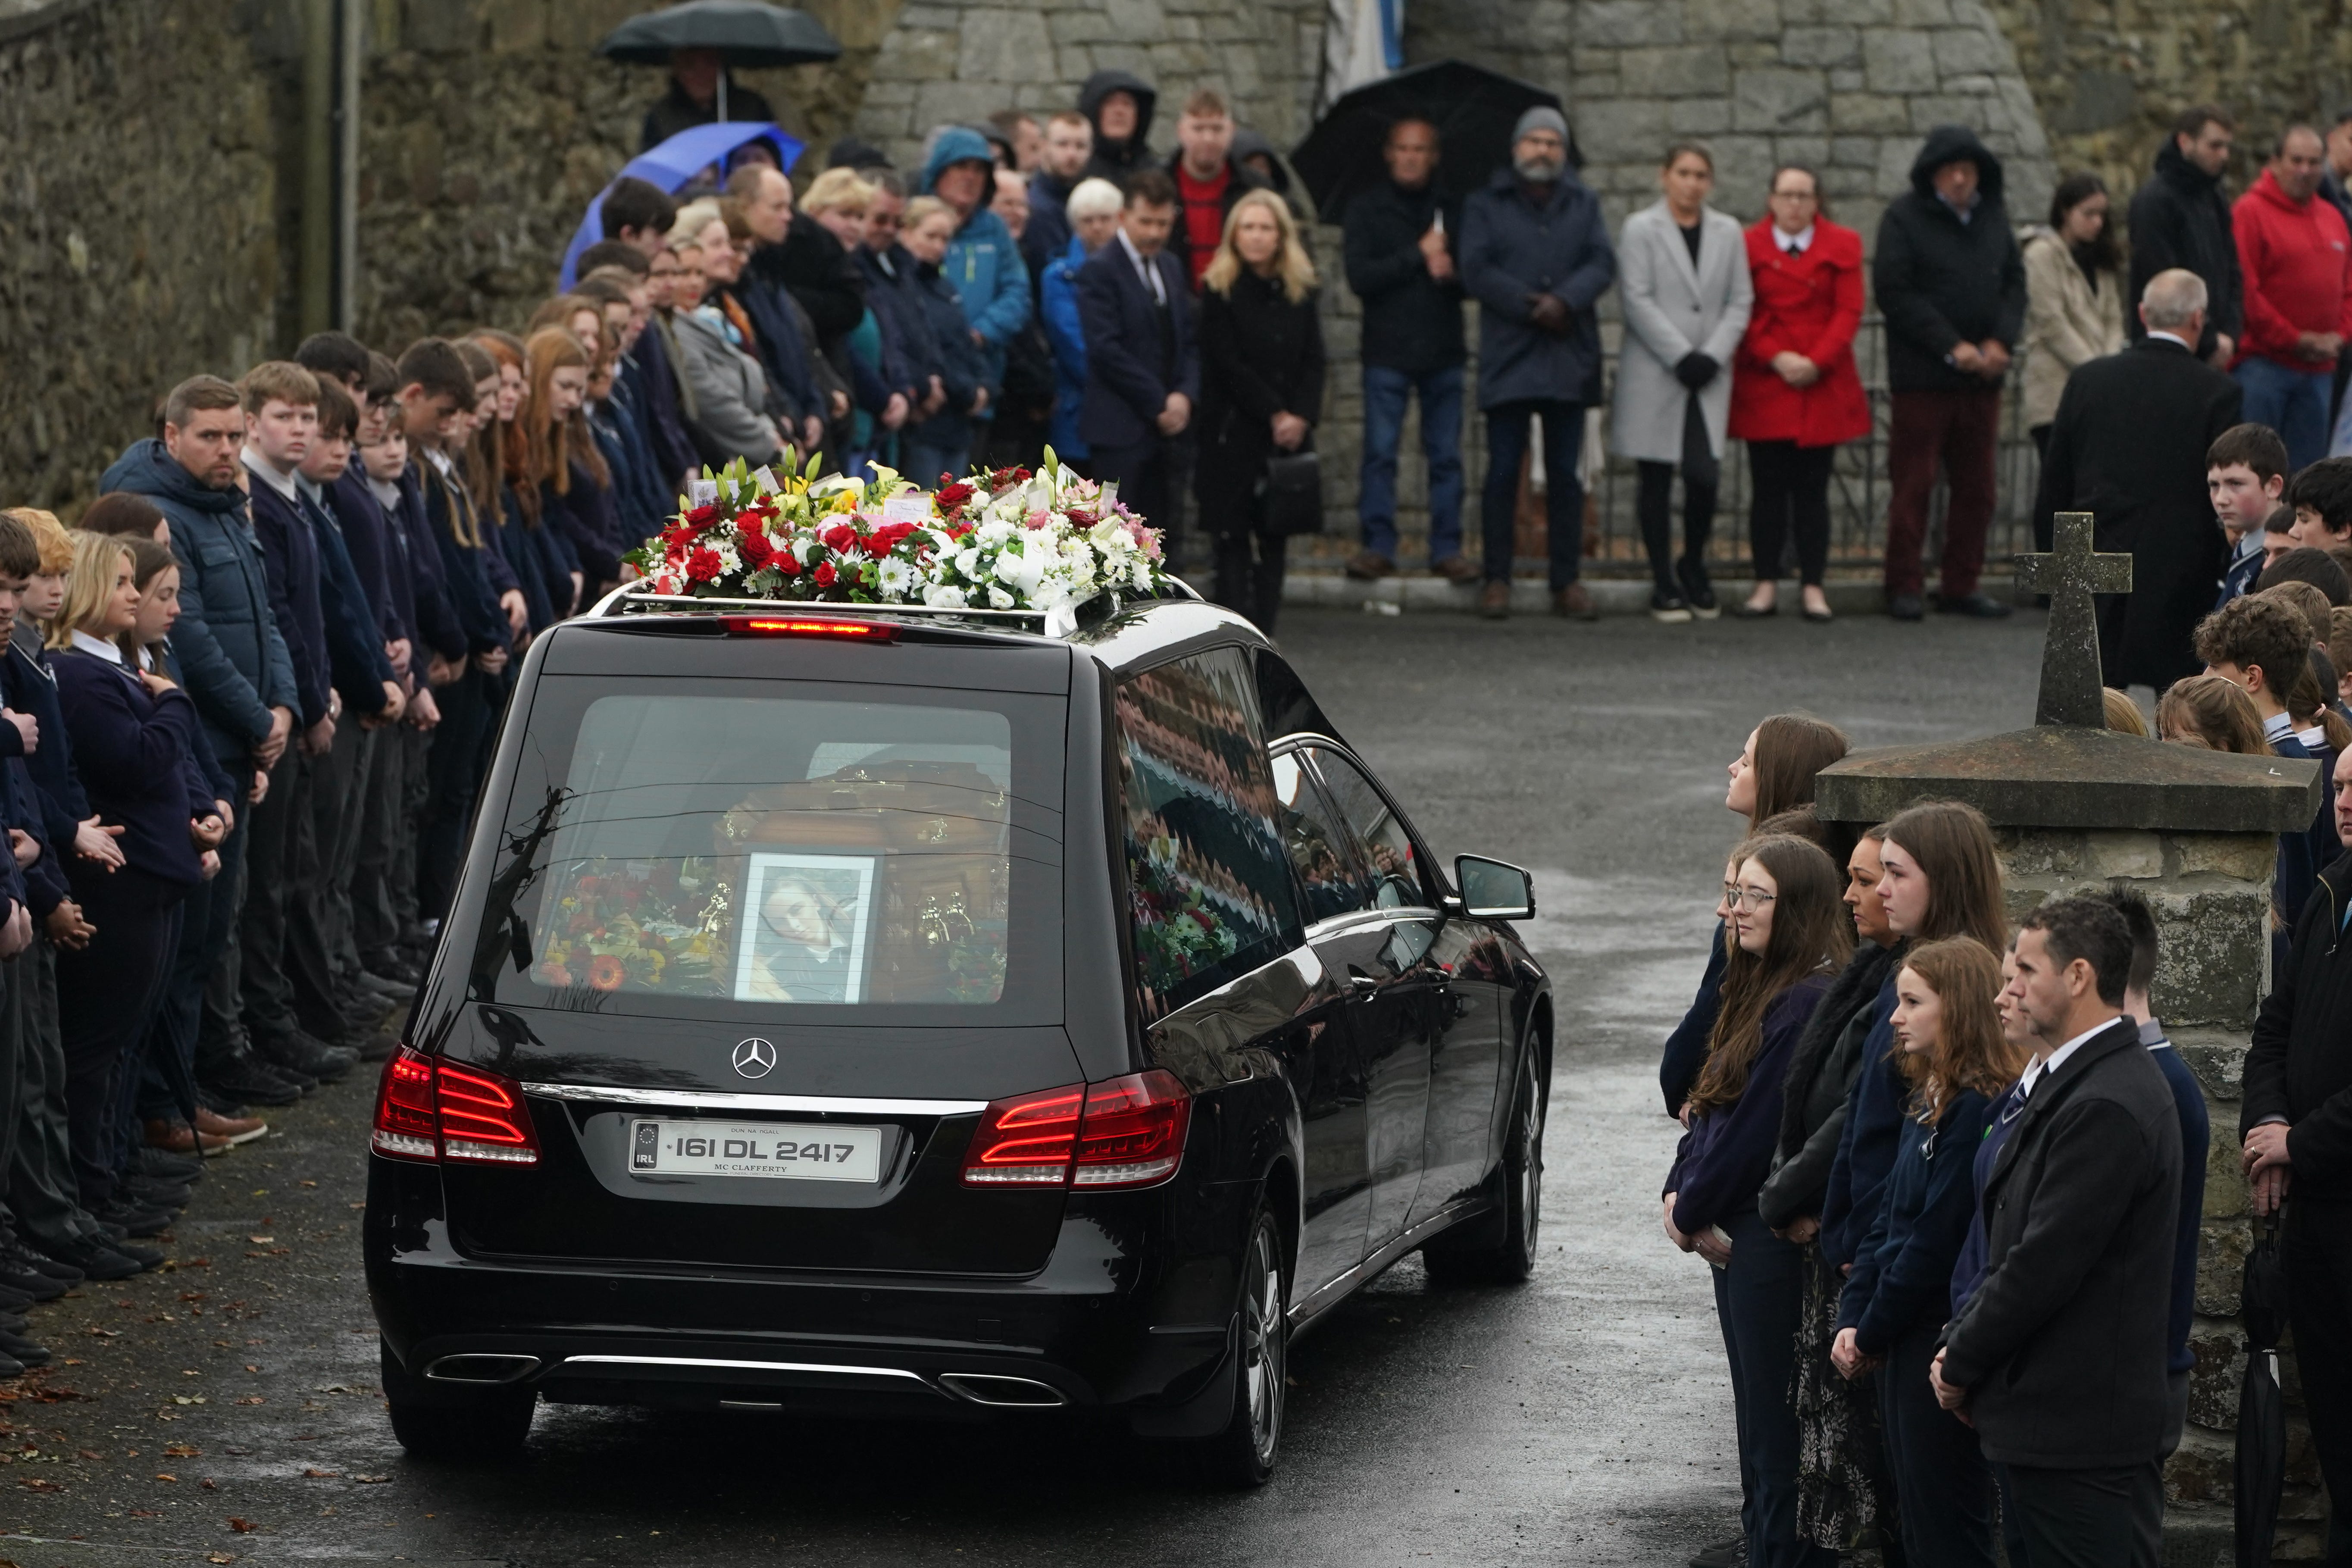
[365,589,1551,1485]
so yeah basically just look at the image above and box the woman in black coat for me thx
[1196,191,1326,632]
[46,532,210,1225]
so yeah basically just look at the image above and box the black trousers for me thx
[2288,1199,2352,1565]
[239,747,319,1044]
[1711,1207,1837,1568]
[8,939,97,1248]
[1210,525,1288,634]
[1746,440,1835,587]
[419,670,494,926]
[1879,1316,1995,1567]
[2003,1460,2160,1568]
[1089,437,1179,574]
[1636,397,1720,595]
[1481,400,1586,590]
[56,867,181,1208]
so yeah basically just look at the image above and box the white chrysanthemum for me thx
[876,557,916,597]
[1091,516,1131,552]
[1129,557,1155,592]
[976,516,1016,546]
[987,584,1015,610]
[924,582,969,609]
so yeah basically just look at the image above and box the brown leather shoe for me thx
[1345,549,1396,581]
[1553,583,1598,621]
[145,1118,232,1157]
[1431,555,1479,584]
[1478,581,1511,620]
[195,1107,269,1147]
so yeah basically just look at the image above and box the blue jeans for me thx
[2236,356,2333,473]
[1360,364,1465,562]
[1482,400,1586,588]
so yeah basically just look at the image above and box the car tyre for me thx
[1424,1039,1546,1286]
[1188,1205,1287,1489]
[381,1343,535,1463]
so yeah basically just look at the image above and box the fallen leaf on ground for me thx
[155,1472,178,1482]
[351,1474,390,1483]
[302,1467,338,1478]
[228,1515,256,1532]
[163,1444,200,1457]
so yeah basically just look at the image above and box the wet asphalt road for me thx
[2,602,2043,1568]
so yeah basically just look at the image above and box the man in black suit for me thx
[1933,898,2182,1568]
[1076,168,1198,558]
[2243,748,2352,1566]
[2033,266,2244,690]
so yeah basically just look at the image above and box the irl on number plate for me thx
[629,1120,883,1183]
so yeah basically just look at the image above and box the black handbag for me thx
[1258,444,1323,538]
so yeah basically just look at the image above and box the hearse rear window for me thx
[1116,647,1300,1018]
[478,677,1065,1020]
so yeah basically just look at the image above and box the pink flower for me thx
[1025,509,1051,530]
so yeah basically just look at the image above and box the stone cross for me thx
[2014,511,2134,728]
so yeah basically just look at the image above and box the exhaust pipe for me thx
[937,1372,1066,1408]
[424,1352,542,1385]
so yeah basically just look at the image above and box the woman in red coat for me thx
[1730,166,1871,621]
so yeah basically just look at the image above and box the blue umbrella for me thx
[558,120,804,288]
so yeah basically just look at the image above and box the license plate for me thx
[629,1120,883,1183]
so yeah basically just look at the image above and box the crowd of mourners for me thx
[1666,676,2352,1568]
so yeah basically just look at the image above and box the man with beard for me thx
[1458,107,1615,621]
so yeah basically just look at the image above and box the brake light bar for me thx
[371,1048,541,1166]
[961,1070,1190,1190]
[719,615,895,642]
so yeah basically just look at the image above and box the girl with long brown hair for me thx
[462,332,556,640]
[522,325,621,604]
[1663,833,1850,1568]
[1664,714,1853,1118]
[1832,936,2020,1568]
[1818,798,2006,1276]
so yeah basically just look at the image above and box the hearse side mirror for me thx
[1453,855,1535,920]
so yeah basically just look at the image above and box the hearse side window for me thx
[1272,751,1375,922]
[1309,749,1429,911]
[1116,647,1301,1018]
[525,692,1019,1007]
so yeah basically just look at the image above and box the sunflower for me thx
[586,955,627,992]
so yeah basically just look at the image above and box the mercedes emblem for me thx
[731,1037,777,1079]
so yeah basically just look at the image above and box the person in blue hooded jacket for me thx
[1042,177,1126,465]
[923,125,1032,411]
[1833,936,2022,1568]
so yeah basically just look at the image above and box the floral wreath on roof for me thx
[620,448,1170,613]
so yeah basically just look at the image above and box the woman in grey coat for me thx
[665,218,785,468]
[1608,142,1753,621]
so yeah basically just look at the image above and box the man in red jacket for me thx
[2234,125,2352,470]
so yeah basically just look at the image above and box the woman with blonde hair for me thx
[45,532,213,1230]
[1196,188,1325,632]
[1664,833,1851,1568]
[1833,935,2021,1568]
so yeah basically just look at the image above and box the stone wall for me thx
[1988,0,2352,219]
[1995,824,2318,1555]
[0,0,281,513]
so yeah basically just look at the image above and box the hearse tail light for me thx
[719,615,896,642]
[371,1048,541,1166]
[1073,1070,1192,1188]
[961,1085,1083,1185]
[961,1070,1192,1190]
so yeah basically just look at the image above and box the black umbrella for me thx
[1290,59,1577,225]
[597,2,842,69]
[2236,1214,2289,1568]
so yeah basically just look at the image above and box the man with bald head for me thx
[2032,266,2245,688]
[2235,124,2352,469]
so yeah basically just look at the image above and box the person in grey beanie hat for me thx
[1459,106,1615,618]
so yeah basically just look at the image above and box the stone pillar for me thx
[1816,723,2324,1558]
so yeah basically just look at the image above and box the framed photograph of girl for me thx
[732,852,878,1004]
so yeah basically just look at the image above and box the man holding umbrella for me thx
[1459,107,1614,620]
[1344,117,1470,585]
